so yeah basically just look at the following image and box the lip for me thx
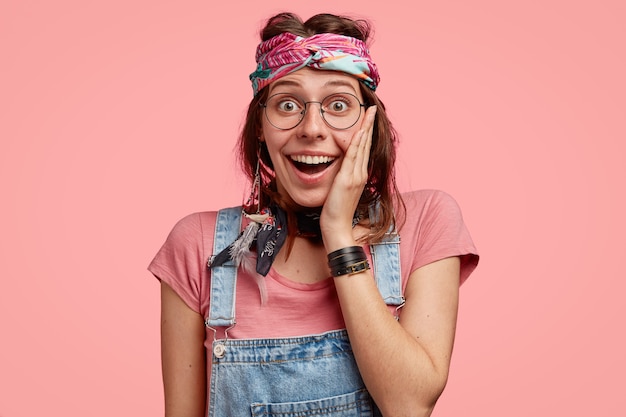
[290,154,337,164]
[285,153,339,185]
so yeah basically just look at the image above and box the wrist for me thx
[321,225,357,253]
[327,245,371,277]
[323,237,358,253]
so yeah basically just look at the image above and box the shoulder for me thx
[401,188,458,205]
[398,189,464,224]
[165,211,216,244]
[166,205,246,251]
[148,211,219,315]
[166,205,243,239]
[397,189,479,283]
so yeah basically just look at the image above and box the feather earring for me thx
[236,151,269,302]
[209,146,273,304]
[232,153,269,264]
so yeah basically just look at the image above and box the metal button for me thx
[213,343,226,358]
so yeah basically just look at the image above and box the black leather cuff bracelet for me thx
[328,252,368,268]
[331,259,371,277]
[327,246,365,262]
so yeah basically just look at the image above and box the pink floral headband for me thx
[249,32,380,96]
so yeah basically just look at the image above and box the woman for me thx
[149,12,479,417]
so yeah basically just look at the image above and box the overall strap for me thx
[206,204,404,329]
[368,203,404,307]
[205,206,242,328]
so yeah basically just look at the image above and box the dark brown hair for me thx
[237,12,405,243]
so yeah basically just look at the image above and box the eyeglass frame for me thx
[259,92,367,131]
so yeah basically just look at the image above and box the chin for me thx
[287,191,328,209]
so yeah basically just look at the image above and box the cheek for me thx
[336,131,356,153]
[264,142,280,164]
[262,135,287,166]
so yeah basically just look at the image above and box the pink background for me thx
[1,0,624,415]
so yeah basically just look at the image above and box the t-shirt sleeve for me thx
[404,190,479,285]
[147,212,214,314]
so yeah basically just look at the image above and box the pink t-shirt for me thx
[148,189,479,343]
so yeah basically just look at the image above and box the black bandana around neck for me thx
[209,205,361,276]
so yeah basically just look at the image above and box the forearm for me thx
[161,282,208,417]
[333,272,448,416]
[162,357,207,417]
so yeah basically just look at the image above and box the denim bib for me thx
[206,206,402,417]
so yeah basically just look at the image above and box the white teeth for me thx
[291,155,335,165]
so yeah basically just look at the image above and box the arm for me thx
[333,256,460,416]
[320,106,461,415]
[160,281,207,417]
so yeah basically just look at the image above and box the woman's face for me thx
[261,67,365,208]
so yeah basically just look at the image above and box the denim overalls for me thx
[205,206,403,417]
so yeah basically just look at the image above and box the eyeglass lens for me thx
[264,93,363,130]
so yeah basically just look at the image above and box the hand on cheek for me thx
[320,106,377,252]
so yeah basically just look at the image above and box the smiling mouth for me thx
[290,155,336,175]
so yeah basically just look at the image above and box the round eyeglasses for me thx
[261,92,366,130]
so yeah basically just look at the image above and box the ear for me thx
[258,133,265,142]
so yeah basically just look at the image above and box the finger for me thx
[359,106,377,174]
[362,131,372,174]
[344,127,364,164]
[347,108,375,183]
[336,106,376,186]
[356,129,368,176]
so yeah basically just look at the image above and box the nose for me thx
[296,101,327,139]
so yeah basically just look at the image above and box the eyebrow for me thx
[323,80,358,92]
[270,79,301,90]
[269,78,359,94]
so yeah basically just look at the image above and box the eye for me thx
[323,94,356,114]
[330,100,347,112]
[274,97,302,114]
